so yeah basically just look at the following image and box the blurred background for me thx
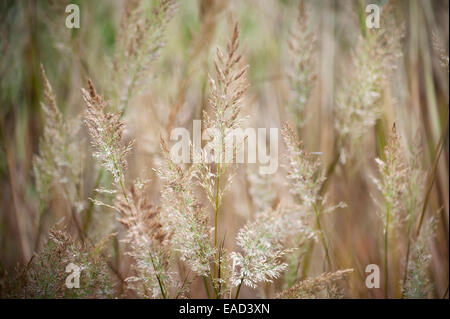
[0,0,448,298]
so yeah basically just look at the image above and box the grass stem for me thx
[384,204,390,298]
[214,162,221,282]
[313,203,333,271]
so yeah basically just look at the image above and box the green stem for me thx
[149,253,167,299]
[357,0,367,38]
[82,170,103,233]
[208,271,220,298]
[203,276,211,299]
[119,176,129,202]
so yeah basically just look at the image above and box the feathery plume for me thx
[247,166,277,213]
[372,124,410,229]
[202,22,249,166]
[230,203,315,293]
[282,123,345,274]
[372,124,426,297]
[157,138,215,278]
[282,124,325,207]
[402,214,436,299]
[1,228,114,298]
[33,65,84,209]
[335,16,403,142]
[230,206,294,289]
[82,79,133,192]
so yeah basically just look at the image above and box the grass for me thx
[0,0,448,299]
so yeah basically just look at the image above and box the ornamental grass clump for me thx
[1,228,114,298]
[82,79,133,197]
[372,124,428,297]
[83,80,180,298]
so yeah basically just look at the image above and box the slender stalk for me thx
[234,279,243,299]
[301,137,340,278]
[442,285,449,299]
[118,176,129,202]
[357,0,367,38]
[300,240,315,279]
[319,136,341,196]
[384,203,391,298]
[82,170,103,232]
[401,236,411,297]
[155,273,167,299]
[401,204,416,298]
[415,108,448,238]
[203,276,211,299]
[313,203,333,271]
[175,274,190,299]
[149,252,167,299]
[213,162,221,280]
